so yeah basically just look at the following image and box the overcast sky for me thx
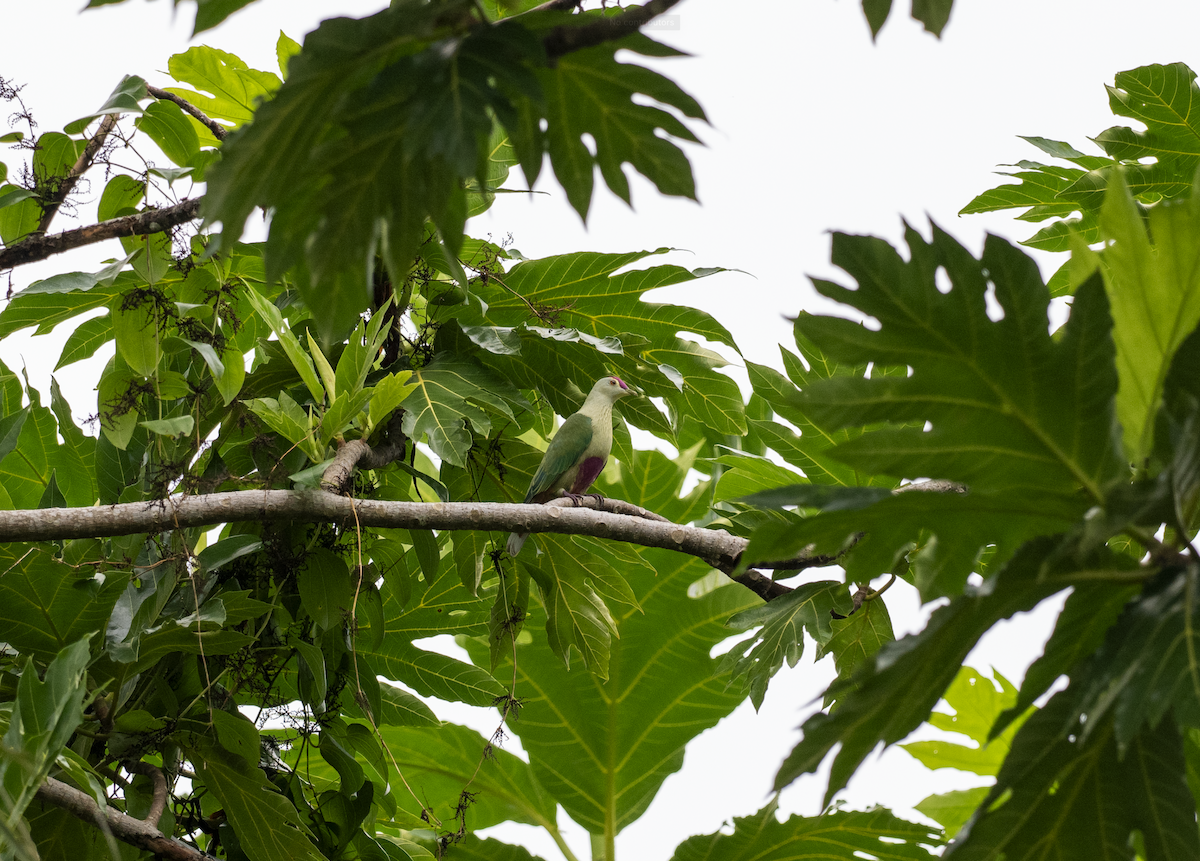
[4,0,1199,858]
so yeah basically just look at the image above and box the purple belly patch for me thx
[570,457,607,494]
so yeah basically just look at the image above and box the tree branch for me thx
[0,491,820,596]
[37,113,119,235]
[321,411,408,494]
[544,0,683,58]
[522,0,585,13]
[124,761,168,828]
[146,86,229,142]
[35,776,208,861]
[0,197,201,270]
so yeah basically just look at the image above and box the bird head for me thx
[589,375,635,402]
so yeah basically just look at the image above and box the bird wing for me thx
[525,412,593,503]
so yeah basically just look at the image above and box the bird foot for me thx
[562,491,605,506]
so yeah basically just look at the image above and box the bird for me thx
[506,375,634,557]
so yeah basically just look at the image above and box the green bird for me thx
[507,375,634,557]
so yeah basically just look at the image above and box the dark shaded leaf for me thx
[670,802,940,861]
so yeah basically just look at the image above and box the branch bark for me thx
[35,776,207,861]
[146,86,229,142]
[37,113,120,235]
[321,411,408,494]
[0,490,820,595]
[124,761,168,828]
[544,0,683,58]
[0,197,201,270]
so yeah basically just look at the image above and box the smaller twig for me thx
[520,0,585,13]
[123,761,168,828]
[37,113,119,234]
[544,0,683,58]
[865,572,897,600]
[93,694,115,735]
[320,411,408,494]
[895,478,968,494]
[146,86,229,142]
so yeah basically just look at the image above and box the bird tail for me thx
[506,532,528,557]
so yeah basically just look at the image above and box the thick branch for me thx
[35,777,207,861]
[544,0,683,58]
[38,114,119,234]
[0,490,819,584]
[321,412,408,494]
[146,86,229,142]
[0,197,201,269]
[124,761,168,828]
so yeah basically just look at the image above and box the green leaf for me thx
[451,248,741,438]
[55,314,112,370]
[1065,565,1200,745]
[799,226,1123,500]
[367,372,418,436]
[243,288,325,405]
[96,354,139,450]
[98,175,145,221]
[773,538,1062,805]
[910,0,954,36]
[215,341,247,405]
[319,389,371,447]
[400,358,527,467]
[539,37,704,219]
[0,186,36,211]
[166,45,279,128]
[670,802,940,861]
[408,529,441,584]
[134,100,200,166]
[245,392,321,461]
[467,548,759,836]
[433,836,547,861]
[862,0,892,39]
[721,580,846,711]
[1096,170,1200,460]
[992,581,1138,739]
[819,596,895,690]
[0,402,92,509]
[0,186,40,245]
[64,74,146,132]
[276,30,301,79]
[344,724,557,833]
[197,535,263,573]
[901,667,1029,778]
[192,0,262,34]
[37,470,66,510]
[516,537,619,679]
[0,407,28,466]
[0,638,91,833]
[297,548,352,632]
[112,296,161,377]
[140,415,195,438]
[914,788,989,841]
[1096,63,1200,190]
[193,740,326,861]
[212,709,260,765]
[948,691,1200,861]
[963,64,1200,247]
[360,563,504,707]
[306,330,337,402]
[203,5,526,331]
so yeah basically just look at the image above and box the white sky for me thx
[3,0,1198,858]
